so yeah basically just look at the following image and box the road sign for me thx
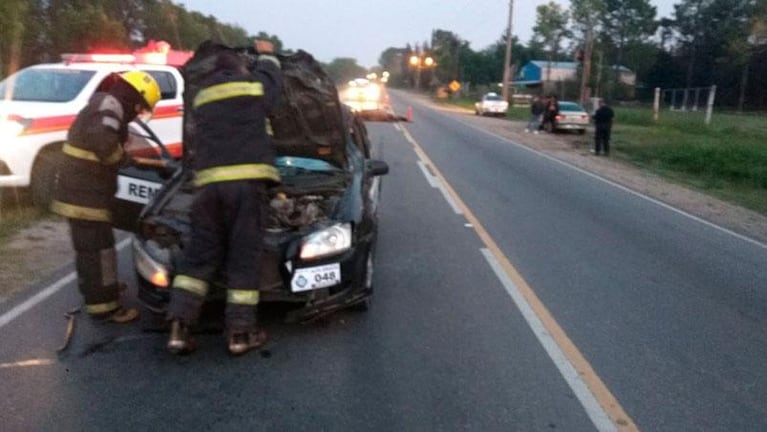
[449,80,461,92]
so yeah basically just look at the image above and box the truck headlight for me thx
[133,238,171,287]
[299,223,352,260]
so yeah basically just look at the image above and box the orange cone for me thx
[406,106,413,122]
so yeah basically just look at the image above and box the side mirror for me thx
[365,159,389,177]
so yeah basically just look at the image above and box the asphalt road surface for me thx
[1,90,765,432]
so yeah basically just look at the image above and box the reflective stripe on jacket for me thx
[194,164,280,187]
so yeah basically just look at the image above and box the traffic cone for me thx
[406,106,413,122]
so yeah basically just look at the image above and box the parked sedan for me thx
[547,101,590,134]
[474,92,508,117]
[115,50,391,322]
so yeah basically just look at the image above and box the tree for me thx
[324,58,367,85]
[0,0,31,77]
[48,1,130,54]
[430,29,467,83]
[570,0,606,102]
[674,0,759,106]
[601,0,657,98]
[377,47,409,87]
[531,2,571,93]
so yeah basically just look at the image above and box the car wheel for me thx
[577,129,586,135]
[31,146,62,212]
[350,246,375,312]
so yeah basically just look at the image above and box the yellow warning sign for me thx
[449,80,461,92]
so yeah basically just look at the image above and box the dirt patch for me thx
[0,218,72,302]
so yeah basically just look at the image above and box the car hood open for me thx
[180,45,348,169]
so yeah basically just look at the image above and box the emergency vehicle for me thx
[0,41,190,208]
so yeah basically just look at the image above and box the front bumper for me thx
[134,237,371,322]
[556,123,587,130]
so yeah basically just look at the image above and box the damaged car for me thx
[114,47,390,322]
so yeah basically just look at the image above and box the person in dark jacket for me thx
[526,96,545,134]
[51,71,161,322]
[593,99,615,156]
[543,95,560,133]
[166,40,283,356]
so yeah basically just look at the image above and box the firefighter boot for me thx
[227,328,268,356]
[167,319,197,355]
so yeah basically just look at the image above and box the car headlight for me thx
[133,238,171,287]
[299,223,352,260]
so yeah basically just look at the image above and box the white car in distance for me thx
[474,92,508,117]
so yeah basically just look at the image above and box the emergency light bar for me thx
[61,53,136,64]
[60,41,193,67]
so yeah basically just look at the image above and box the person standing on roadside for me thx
[525,96,544,134]
[593,99,615,156]
[543,95,560,133]
[166,39,283,356]
[51,71,161,323]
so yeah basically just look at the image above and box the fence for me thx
[655,85,717,124]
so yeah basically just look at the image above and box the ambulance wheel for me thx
[31,147,61,212]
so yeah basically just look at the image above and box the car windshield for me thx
[484,94,502,101]
[558,102,585,112]
[0,68,95,102]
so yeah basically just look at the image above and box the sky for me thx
[178,0,676,68]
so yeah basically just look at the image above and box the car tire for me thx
[30,146,62,212]
[350,245,375,312]
[577,129,586,135]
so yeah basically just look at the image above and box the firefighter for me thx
[166,40,283,356]
[51,70,161,322]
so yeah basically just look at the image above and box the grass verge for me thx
[614,108,767,215]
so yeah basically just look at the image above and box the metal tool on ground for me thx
[56,307,81,353]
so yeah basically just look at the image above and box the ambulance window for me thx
[0,69,95,102]
[144,70,177,100]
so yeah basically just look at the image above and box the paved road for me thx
[1,91,765,431]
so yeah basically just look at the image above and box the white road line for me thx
[412,132,463,215]
[0,358,56,369]
[450,114,767,251]
[0,237,132,330]
[480,248,617,432]
[417,160,439,188]
[435,182,464,215]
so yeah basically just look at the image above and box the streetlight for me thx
[409,54,435,91]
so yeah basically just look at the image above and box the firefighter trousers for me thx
[167,181,267,332]
[67,219,120,315]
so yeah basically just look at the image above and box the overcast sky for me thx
[177,0,676,68]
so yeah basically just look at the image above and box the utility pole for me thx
[501,0,514,103]
[579,27,594,106]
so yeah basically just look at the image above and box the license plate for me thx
[291,263,341,292]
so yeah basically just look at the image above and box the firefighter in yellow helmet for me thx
[51,70,161,323]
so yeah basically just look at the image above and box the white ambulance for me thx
[0,43,189,208]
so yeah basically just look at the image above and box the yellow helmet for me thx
[119,70,161,110]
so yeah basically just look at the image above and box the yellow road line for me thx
[402,125,638,431]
